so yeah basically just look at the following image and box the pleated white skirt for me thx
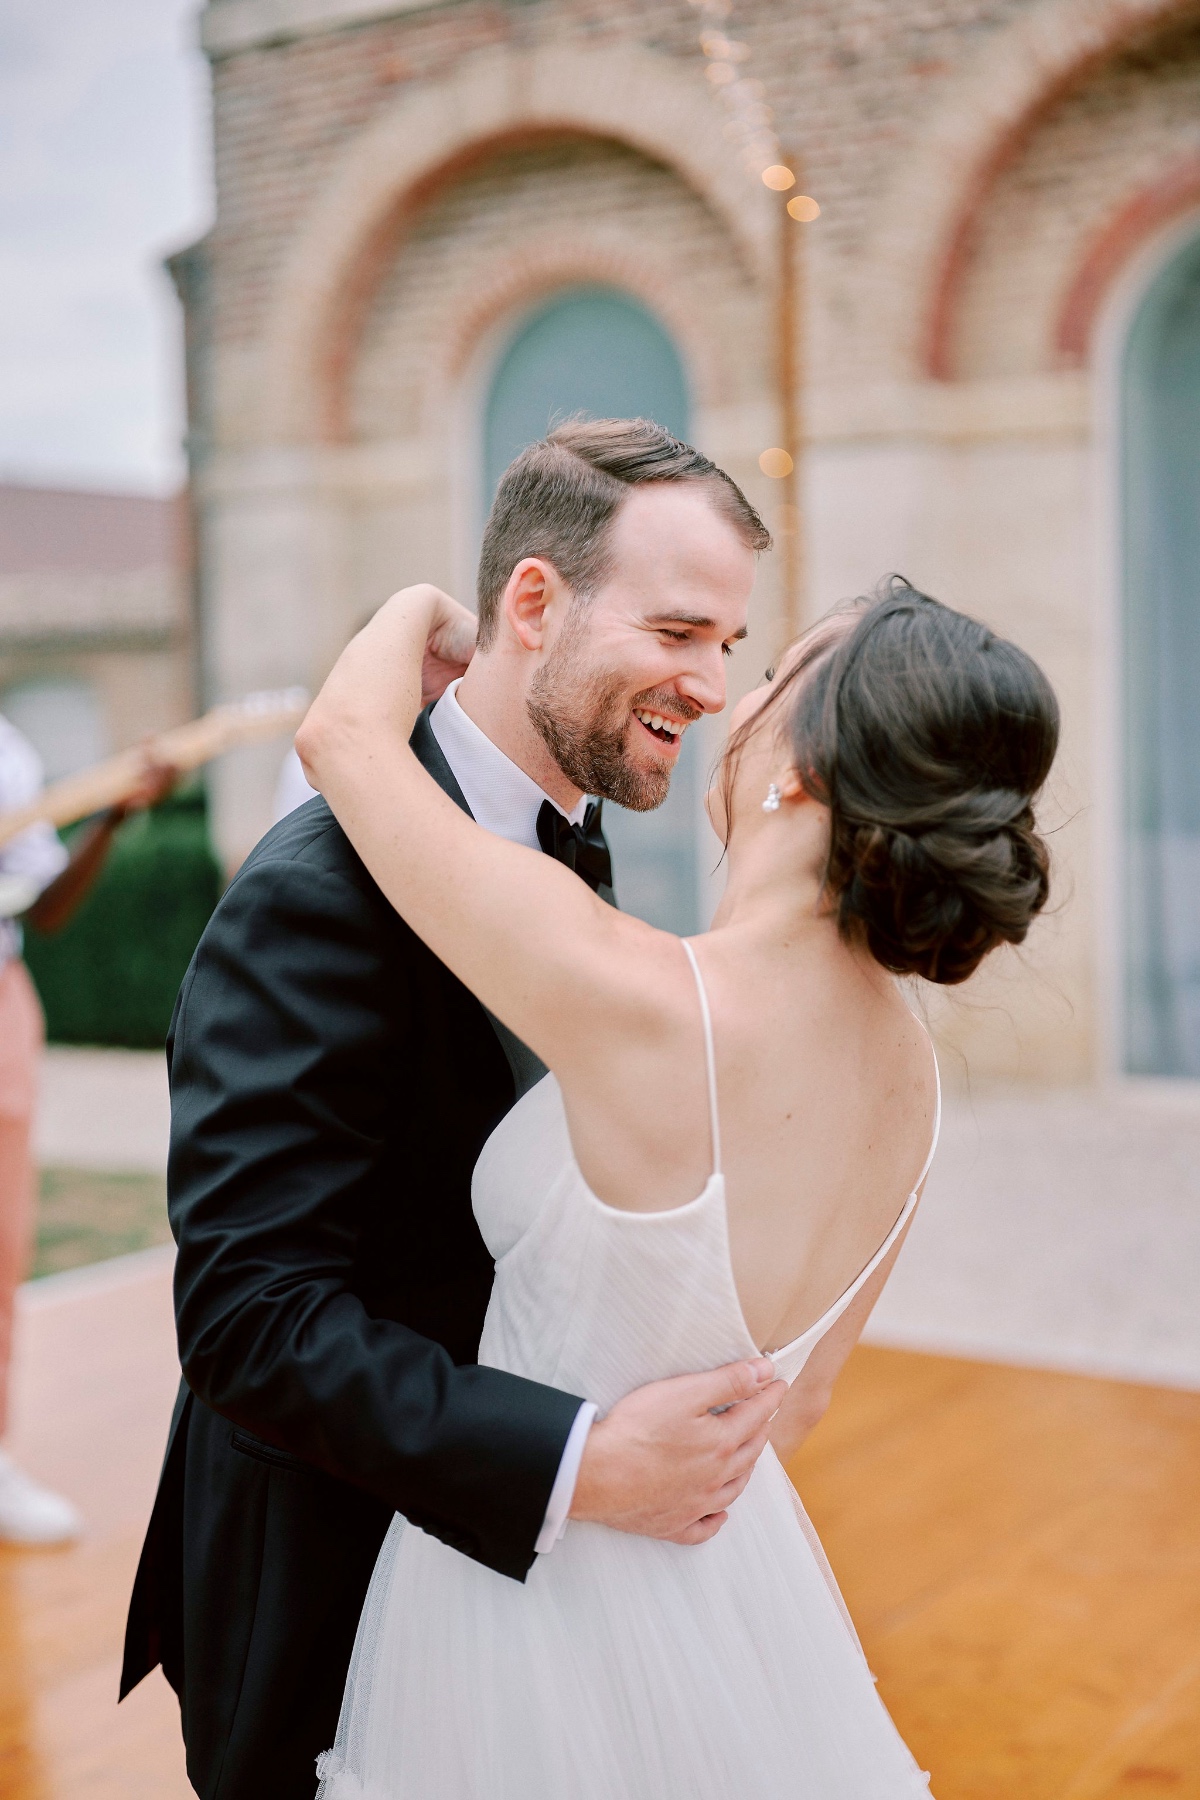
[316,1450,931,1799]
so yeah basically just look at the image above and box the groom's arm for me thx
[168,834,582,1582]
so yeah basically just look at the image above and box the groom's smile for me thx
[633,709,684,747]
[632,693,695,756]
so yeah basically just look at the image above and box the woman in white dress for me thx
[300,574,1058,1799]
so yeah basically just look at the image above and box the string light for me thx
[692,0,817,583]
[689,0,781,179]
[690,0,823,221]
[699,30,749,61]
[758,448,794,479]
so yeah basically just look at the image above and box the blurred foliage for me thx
[33,1167,172,1279]
[23,786,221,1048]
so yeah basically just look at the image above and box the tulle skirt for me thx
[316,1450,931,1799]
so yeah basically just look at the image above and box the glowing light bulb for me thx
[787,195,821,222]
[761,165,796,192]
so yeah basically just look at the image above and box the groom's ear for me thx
[503,558,559,654]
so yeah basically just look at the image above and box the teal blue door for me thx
[483,286,689,500]
[483,285,705,934]
[1123,229,1200,1074]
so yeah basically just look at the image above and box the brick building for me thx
[186,0,1200,1089]
[0,485,193,778]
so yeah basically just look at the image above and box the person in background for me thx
[0,710,174,1544]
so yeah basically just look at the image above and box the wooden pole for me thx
[0,689,309,848]
[776,158,806,648]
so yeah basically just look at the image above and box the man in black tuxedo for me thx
[121,420,780,1798]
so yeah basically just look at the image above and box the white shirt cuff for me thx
[534,1401,598,1554]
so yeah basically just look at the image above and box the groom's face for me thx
[526,484,755,811]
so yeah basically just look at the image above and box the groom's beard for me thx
[527,630,699,813]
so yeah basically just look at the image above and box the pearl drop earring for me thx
[762,783,782,813]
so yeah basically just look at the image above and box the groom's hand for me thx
[569,1359,786,1546]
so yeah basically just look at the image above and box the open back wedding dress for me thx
[317,943,939,1798]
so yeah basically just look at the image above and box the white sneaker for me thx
[0,1449,82,1545]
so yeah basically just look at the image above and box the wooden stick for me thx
[0,688,309,848]
[776,152,808,649]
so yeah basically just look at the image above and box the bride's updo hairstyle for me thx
[744,577,1059,986]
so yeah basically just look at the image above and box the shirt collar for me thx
[428,680,588,851]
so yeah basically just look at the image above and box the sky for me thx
[0,0,212,496]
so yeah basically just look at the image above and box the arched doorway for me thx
[482,284,707,935]
[1123,227,1200,1075]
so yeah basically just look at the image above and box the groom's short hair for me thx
[475,418,770,649]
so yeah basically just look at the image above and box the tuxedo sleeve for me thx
[167,846,583,1583]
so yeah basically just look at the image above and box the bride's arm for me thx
[297,586,672,1075]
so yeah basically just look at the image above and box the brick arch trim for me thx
[1055,158,1200,363]
[255,39,773,444]
[418,237,738,439]
[860,0,1198,382]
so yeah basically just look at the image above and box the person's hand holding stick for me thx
[25,750,180,935]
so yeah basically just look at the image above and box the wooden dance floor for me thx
[2,1252,1198,1799]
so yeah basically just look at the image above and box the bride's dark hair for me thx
[724,576,1060,986]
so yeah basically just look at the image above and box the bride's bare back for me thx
[550,914,936,1361]
[701,936,935,1353]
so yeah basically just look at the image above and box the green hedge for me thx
[23,788,223,1049]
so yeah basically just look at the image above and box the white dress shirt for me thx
[272,747,319,824]
[429,681,597,1553]
[0,714,70,973]
[429,679,588,843]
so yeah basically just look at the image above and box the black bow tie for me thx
[536,799,613,896]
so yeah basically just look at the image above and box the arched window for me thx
[1122,228,1200,1075]
[482,285,706,935]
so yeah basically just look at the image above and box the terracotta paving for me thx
[2,1252,1197,1797]
[2,1252,188,1797]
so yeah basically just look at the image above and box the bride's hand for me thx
[298,584,475,790]
[419,589,477,707]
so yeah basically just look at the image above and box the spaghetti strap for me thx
[682,939,722,1178]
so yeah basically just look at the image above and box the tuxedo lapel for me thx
[410,706,473,814]
[410,705,549,1101]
